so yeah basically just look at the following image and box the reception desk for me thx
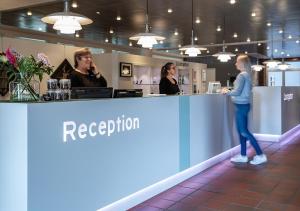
[252,86,300,137]
[0,95,238,211]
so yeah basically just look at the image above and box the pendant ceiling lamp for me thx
[212,16,235,62]
[278,60,290,70]
[263,26,280,69]
[41,0,93,34]
[213,41,235,62]
[179,0,207,57]
[251,59,264,71]
[277,30,290,71]
[129,0,165,48]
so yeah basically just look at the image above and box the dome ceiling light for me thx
[263,26,280,69]
[179,0,207,57]
[41,0,92,34]
[213,16,235,62]
[213,43,235,62]
[129,0,165,48]
[277,30,290,71]
[251,59,264,71]
[278,61,290,70]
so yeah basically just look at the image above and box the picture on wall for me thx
[120,62,133,77]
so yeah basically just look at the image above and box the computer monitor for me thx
[71,87,113,99]
[113,89,143,98]
[207,82,221,94]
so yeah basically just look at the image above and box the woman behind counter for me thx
[70,48,107,87]
[159,62,180,95]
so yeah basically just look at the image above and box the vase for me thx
[9,79,40,102]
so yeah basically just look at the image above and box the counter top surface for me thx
[0,93,226,104]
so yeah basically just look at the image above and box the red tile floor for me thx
[129,138,300,211]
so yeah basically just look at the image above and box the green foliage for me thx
[0,49,54,101]
[0,50,53,83]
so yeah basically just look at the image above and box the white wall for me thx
[285,71,300,86]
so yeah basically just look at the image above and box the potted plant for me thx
[0,48,53,101]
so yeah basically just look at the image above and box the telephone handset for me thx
[87,63,96,77]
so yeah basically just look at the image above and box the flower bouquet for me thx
[0,48,53,101]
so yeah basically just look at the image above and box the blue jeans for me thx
[235,103,263,156]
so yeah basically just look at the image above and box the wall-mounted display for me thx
[120,62,133,77]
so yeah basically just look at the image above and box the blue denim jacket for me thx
[227,71,252,104]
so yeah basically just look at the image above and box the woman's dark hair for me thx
[161,62,174,78]
[74,48,91,68]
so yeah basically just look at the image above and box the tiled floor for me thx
[129,138,300,211]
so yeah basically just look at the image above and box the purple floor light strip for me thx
[280,124,300,146]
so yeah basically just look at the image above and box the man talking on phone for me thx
[70,48,107,87]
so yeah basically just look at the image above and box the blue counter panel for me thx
[0,104,28,211]
[189,95,237,166]
[179,96,190,170]
[26,97,179,211]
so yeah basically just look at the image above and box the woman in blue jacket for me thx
[223,55,267,165]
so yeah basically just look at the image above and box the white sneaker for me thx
[230,155,248,163]
[250,154,267,165]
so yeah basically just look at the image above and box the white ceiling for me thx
[0,0,57,11]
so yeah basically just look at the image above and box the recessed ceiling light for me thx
[233,33,238,38]
[167,8,173,13]
[258,43,262,46]
[178,44,181,48]
[235,48,239,52]
[287,54,290,57]
[71,2,78,8]
[129,42,132,46]
[251,12,256,17]
[216,26,222,32]
[116,16,122,21]
[109,29,114,34]
[230,0,236,4]
[27,11,32,16]
[174,30,178,36]
[288,35,292,39]
[279,29,283,34]
[296,40,300,44]
[105,38,109,43]
[160,40,164,44]
[245,51,248,54]
[96,11,101,15]
[195,18,201,24]
[247,37,251,42]
[281,51,285,55]
[194,37,198,41]
[207,50,210,53]
[274,49,278,53]
[75,33,79,37]
[267,22,272,27]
